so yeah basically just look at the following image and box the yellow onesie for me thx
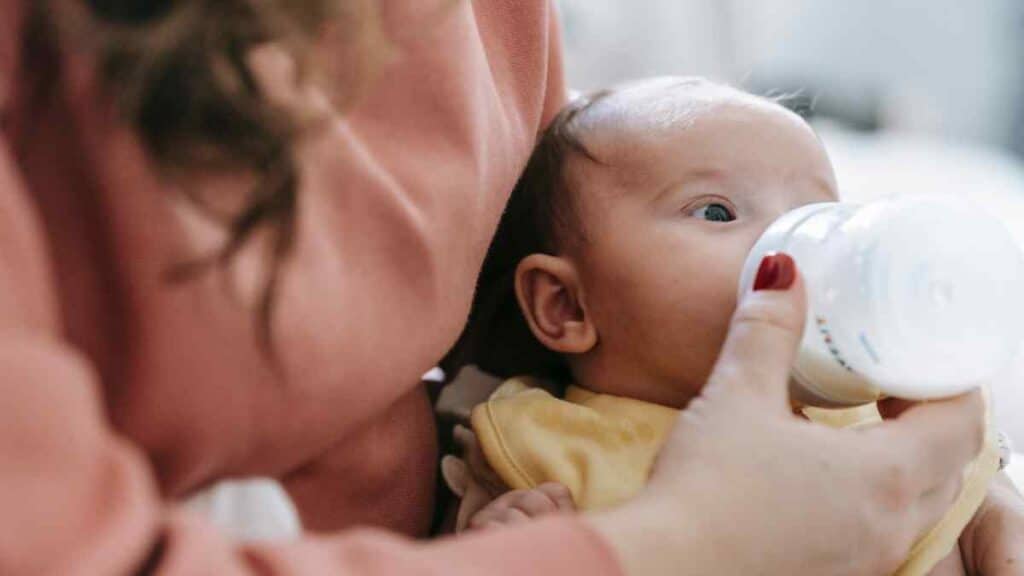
[471,377,1000,576]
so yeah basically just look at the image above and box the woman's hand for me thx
[960,472,1024,575]
[587,254,986,576]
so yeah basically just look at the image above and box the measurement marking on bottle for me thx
[816,316,855,373]
[858,332,881,365]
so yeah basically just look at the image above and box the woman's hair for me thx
[25,0,382,350]
[442,90,611,381]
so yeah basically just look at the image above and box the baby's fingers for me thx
[472,507,532,530]
[535,483,575,512]
[467,486,575,530]
[514,484,575,516]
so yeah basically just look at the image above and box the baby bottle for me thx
[738,195,1024,407]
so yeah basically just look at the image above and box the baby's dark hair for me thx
[442,90,612,381]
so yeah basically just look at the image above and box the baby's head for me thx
[453,77,837,408]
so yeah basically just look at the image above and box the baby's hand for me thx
[442,425,576,531]
[959,473,1024,575]
[464,483,576,531]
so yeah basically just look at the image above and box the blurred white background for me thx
[557,0,1024,151]
[557,0,1024,451]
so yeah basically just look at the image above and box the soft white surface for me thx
[185,478,301,542]
[1008,458,1024,490]
[184,364,447,542]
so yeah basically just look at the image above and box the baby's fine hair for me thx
[441,89,612,381]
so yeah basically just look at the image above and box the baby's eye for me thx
[690,203,736,222]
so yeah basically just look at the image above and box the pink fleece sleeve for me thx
[0,335,617,575]
[278,2,569,537]
[0,329,621,576]
[159,514,618,576]
[0,138,620,576]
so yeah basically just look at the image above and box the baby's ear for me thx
[514,254,597,355]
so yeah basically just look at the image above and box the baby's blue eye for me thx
[692,203,736,222]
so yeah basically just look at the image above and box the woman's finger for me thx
[873,390,985,491]
[704,253,807,412]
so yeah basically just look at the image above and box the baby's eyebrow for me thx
[650,168,729,204]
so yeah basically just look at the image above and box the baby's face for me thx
[566,79,837,408]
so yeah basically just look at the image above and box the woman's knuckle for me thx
[875,460,915,509]
[732,298,802,335]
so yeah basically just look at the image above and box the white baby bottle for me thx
[738,195,1024,407]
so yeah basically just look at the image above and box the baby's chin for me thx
[581,369,708,410]
[658,358,724,410]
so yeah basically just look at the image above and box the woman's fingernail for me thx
[753,252,796,291]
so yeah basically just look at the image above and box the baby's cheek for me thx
[587,241,737,369]
[657,279,738,379]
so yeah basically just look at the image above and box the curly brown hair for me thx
[22,0,388,352]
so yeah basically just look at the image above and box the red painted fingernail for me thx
[753,252,796,291]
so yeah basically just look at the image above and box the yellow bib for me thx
[471,377,1000,576]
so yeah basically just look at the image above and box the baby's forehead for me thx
[576,78,768,141]
[583,78,738,125]
[560,77,832,206]
[565,79,777,184]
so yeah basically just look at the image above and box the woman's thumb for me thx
[704,253,807,410]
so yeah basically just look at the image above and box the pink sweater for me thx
[0,0,623,573]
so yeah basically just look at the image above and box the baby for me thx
[441,78,1001,575]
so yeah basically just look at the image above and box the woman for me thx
[0,0,1015,574]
